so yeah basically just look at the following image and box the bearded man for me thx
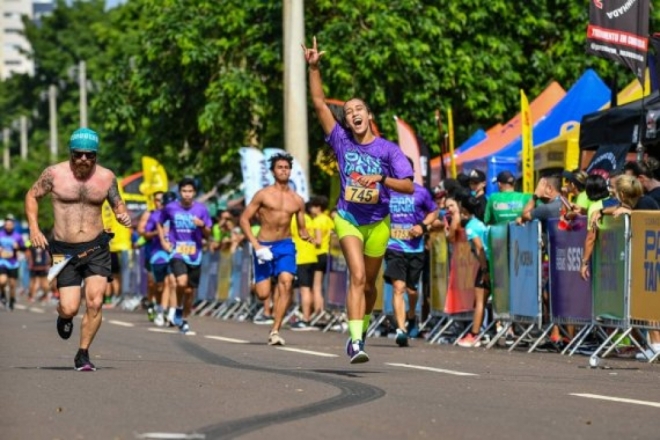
[25,127,131,371]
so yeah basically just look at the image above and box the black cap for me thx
[468,169,486,183]
[562,170,588,189]
[492,171,515,185]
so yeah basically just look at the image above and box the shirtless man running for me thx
[25,127,131,371]
[240,153,312,346]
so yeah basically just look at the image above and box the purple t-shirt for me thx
[387,184,437,253]
[145,209,170,265]
[0,229,24,269]
[161,201,211,266]
[325,123,414,226]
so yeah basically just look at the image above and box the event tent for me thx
[463,69,610,193]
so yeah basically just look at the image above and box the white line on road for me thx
[108,320,135,327]
[570,393,660,408]
[147,328,196,336]
[204,335,250,344]
[385,362,478,377]
[29,307,45,314]
[14,304,27,310]
[135,433,205,439]
[276,347,338,358]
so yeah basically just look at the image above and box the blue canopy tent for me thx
[456,129,487,155]
[463,69,611,194]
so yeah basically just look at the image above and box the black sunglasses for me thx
[72,150,97,160]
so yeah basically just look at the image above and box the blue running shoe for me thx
[180,320,190,334]
[346,339,369,364]
[395,328,409,347]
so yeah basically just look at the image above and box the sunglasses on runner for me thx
[71,150,97,160]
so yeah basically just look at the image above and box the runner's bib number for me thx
[0,249,13,259]
[390,226,411,240]
[175,241,197,256]
[344,185,379,204]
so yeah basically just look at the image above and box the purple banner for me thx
[548,217,592,320]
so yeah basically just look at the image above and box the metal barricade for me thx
[546,216,594,355]
[484,222,512,348]
[627,211,660,363]
[507,221,543,352]
[322,234,348,332]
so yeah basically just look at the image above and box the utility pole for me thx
[49,84,58,162]
[283,0,309,184]
[20,116,27,160]
[3,128,9,170]
[79,60,87,128]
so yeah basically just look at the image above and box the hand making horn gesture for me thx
[302,36,326,66]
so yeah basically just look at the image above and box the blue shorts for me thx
[253,238,297,283]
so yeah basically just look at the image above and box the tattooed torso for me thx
[31,162,121,243]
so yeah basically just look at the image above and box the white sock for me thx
[167,308,176,322]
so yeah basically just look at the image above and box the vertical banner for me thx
[521,89,534,194]
[394,116,423,185]
[447,108,457,179]
[140,156,169,211]
[239,147,270,205]
[592,215,628,320]
[428,232,449,313]
[489,223,510,317]
[509,221,541,320]
[548,217,592,320]
[629,211,660,322]
[445,230,478,314]
[586,0,650,85]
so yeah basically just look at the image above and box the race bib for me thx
[344,185,379,204]
[390,226,411,240]
[175,241,197,256]
[52,254,66,265]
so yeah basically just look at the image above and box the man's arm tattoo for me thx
[29,167,55,199]
[107,177,125,210]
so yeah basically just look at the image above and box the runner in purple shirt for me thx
[304,37,414,363]
[160,178,211,333]
[0,214,25,310]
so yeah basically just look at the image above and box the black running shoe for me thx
[74,349,96,372]
[8,297,15,311]
[56,316,74,340]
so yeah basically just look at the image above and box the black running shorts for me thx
[169,258,201,288]
[50,233,112,289]
[383,249,425,291]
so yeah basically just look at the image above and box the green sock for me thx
[349,320,363,342]
[362,314,372,335]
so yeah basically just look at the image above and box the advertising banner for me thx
[548,217,592,320]
[216,248,233,301]
[326,234,348,308]
[587,0,650,84]
[198,251,220,302]
[630,211,660,322]
[592,215,628,320]
[445,230,478,314]
[509,221,541,319]
[489,223,510,316]
[586,0,650,84]
[428,232,449,312]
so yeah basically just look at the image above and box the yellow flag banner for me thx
[448,108,456,179]
[521,90,534,194]
[102,182,132,253]
[140,156,169,210]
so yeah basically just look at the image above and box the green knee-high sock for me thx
[349,320,364,342]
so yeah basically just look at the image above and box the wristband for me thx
[381,174,388,185]
[417,222,429,233]
[532,195,539,201]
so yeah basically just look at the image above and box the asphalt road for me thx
[1,302,659,440]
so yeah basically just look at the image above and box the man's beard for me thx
[71,159,95,179]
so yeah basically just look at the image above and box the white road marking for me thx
[276,347,338,358]
[385,362,478,377]
[135,433,205,439]
[147,328,196,336]
[14,304,27,310]
[29,307,45,314]
[570,393,660,408]
[108,320,134,327]
[204,335,250,344]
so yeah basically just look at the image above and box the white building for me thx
[0,0,54,80]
